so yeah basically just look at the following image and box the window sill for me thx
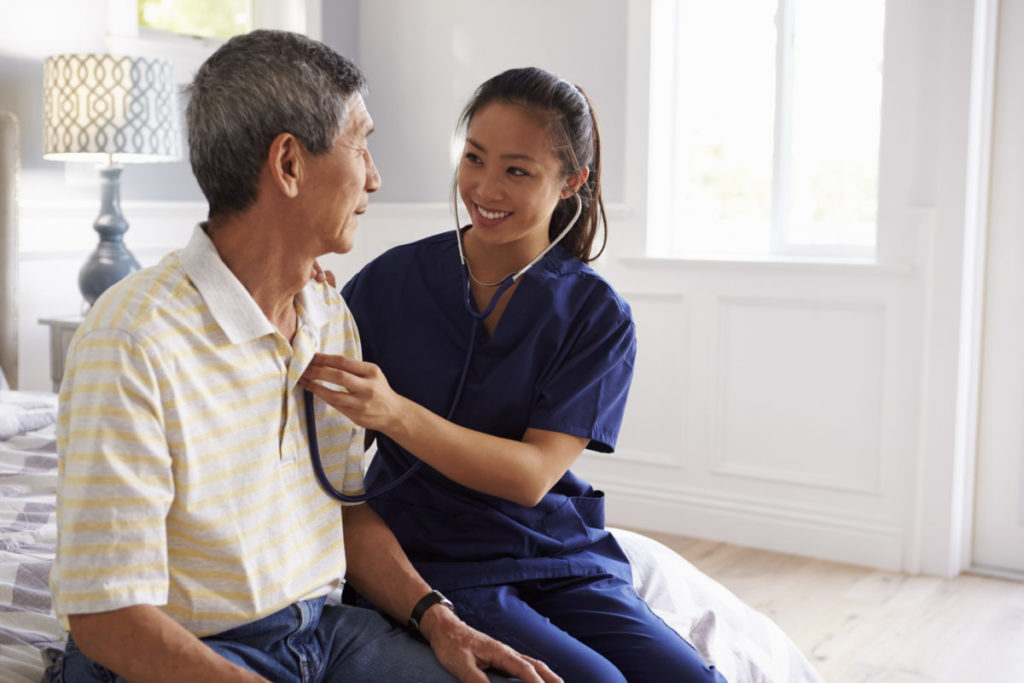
[617,254,915,277]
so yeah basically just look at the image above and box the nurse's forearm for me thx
[300,353,583,505]
[387,395,586,507]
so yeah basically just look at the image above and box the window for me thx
[648,0,886,259]
[138,0,252,41]
[106,0,320,83]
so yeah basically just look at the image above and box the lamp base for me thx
[79,165,140,306]
[79,242,141,306]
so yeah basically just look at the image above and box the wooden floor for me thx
[635,529,1024,682]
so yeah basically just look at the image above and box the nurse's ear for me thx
[560,167,590,199]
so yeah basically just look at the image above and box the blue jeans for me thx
[47,596,513,682]
[451,574,728,683]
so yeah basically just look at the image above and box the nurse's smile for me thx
[474,203,512,227]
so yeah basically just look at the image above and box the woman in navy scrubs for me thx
[302,67,726,683]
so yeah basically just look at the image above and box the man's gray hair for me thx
[185,30,366,218]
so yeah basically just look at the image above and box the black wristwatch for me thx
[408,589,455,634]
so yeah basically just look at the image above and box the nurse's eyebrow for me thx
[466,137,536,162]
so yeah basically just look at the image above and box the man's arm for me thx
[68,605,265,683]
[342,503,561,683]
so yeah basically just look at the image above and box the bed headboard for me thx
[0,112,19,389]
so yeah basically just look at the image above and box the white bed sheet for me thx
[0,408,822,683]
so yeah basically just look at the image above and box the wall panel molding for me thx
[600,477,905,570]
[710,295,888,494]
[613,289,690,467]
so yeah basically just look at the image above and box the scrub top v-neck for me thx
[342,230,637,591]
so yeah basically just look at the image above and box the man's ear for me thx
[267,132,303,198]
[560,167,590,199]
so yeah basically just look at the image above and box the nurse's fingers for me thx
[309,353,377,378]
[301,374,362,413]
[305,358,389,395]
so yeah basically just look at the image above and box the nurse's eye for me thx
[507,166,529,177]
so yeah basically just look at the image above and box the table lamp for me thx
[43,54,181,305]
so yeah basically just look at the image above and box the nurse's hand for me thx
[300,353,404,434]
[418,605,562,683]
[310,261,336,288]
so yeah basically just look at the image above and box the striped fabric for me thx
[50,225,365,636]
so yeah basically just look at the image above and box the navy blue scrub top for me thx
[342,230,637,591]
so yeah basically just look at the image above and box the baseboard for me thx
[598,480,905,571]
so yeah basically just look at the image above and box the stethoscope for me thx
[304,193,583,503]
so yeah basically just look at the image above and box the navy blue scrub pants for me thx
[450,573,728,683]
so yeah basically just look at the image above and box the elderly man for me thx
[47,30,559,683]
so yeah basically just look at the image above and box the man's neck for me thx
[204,214,311,342]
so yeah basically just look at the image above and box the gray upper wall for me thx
[347,0,627,204]
[1,0,626,205]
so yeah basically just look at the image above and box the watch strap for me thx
[408,589,455,633]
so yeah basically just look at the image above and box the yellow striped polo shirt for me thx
[51,225,365,636]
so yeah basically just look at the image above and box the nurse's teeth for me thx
[478,206,510,220]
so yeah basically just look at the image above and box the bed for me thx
[0,111,823,682]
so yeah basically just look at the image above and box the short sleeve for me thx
[52,328,173,618]
[529,302,636,453]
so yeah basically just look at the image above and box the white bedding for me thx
[0,394,822,683]
[0,391,57,440]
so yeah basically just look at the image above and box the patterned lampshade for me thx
[43,54,181,163]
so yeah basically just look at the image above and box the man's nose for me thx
[365,153,381,193]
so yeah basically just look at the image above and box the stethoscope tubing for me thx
[306,193,582,503]
[303,309,481,504]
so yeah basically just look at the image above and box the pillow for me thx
[0,391,58,440]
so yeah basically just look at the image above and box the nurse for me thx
[301,67,726,683]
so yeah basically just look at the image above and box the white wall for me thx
[10,0,992,577]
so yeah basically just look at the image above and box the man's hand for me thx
[418,604,562,683]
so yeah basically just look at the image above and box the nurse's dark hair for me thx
[454,67,608,263]
[186,30,366,219]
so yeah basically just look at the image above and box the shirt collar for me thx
[295,279,331,333]
[180,223,336,346]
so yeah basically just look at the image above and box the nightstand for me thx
[39,315,84,392]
